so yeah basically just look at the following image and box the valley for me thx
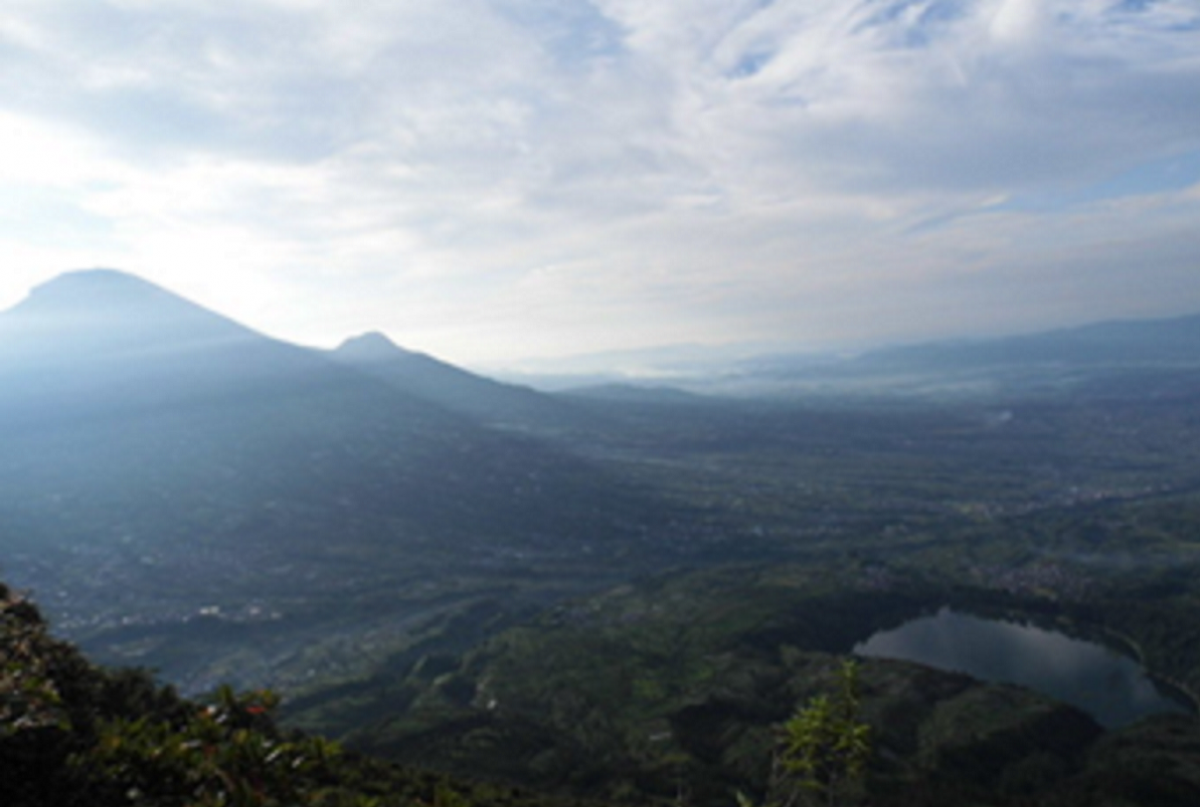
[3,271,1200,804]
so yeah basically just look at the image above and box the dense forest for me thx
[5,568,1200,807]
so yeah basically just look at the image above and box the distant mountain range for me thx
[516,312,1200,399]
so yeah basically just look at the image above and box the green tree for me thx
[770,659,872,807]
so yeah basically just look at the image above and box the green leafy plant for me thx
[78,685,360,806]
[770,660,871,807]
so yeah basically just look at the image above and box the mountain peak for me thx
[336,331,416,362]
[1,269,258,363]
[39,267,145,285]
[15,269,186,314]
[22,268,165,306]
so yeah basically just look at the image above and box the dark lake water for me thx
[853,607,1193,727]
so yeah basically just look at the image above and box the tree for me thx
[770,660,872,807]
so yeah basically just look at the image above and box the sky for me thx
[0,0,1198,368]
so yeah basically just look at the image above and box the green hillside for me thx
[8,567,1199,807]
[0,579,602,807]
[283,555,1200,807]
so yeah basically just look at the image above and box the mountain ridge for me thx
[332,330,589,434]
[526,311,1200,398]
[0,269,264,364]
[0,269,674,690]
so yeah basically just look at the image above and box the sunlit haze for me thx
[1,1,1198,367]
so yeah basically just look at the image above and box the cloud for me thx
[0,1,1197,362]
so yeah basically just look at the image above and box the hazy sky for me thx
[1,0,1198,366]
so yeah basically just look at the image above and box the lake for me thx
[853,607,1193,727]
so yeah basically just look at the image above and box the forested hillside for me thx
[284,557,1200,807]
[0,579,600,807]
[6,571,1199,807]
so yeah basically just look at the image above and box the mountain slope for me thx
[0,270,672,689]
[333,332,589,435]
[0,579,595,807]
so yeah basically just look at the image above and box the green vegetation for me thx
[0,583,600,807]
[277,551,1200,807]
[771,660,871,807]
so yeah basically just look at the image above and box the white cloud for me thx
[0,1,1197,362]
[0,112,104,186]
[988,0,1047,45]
